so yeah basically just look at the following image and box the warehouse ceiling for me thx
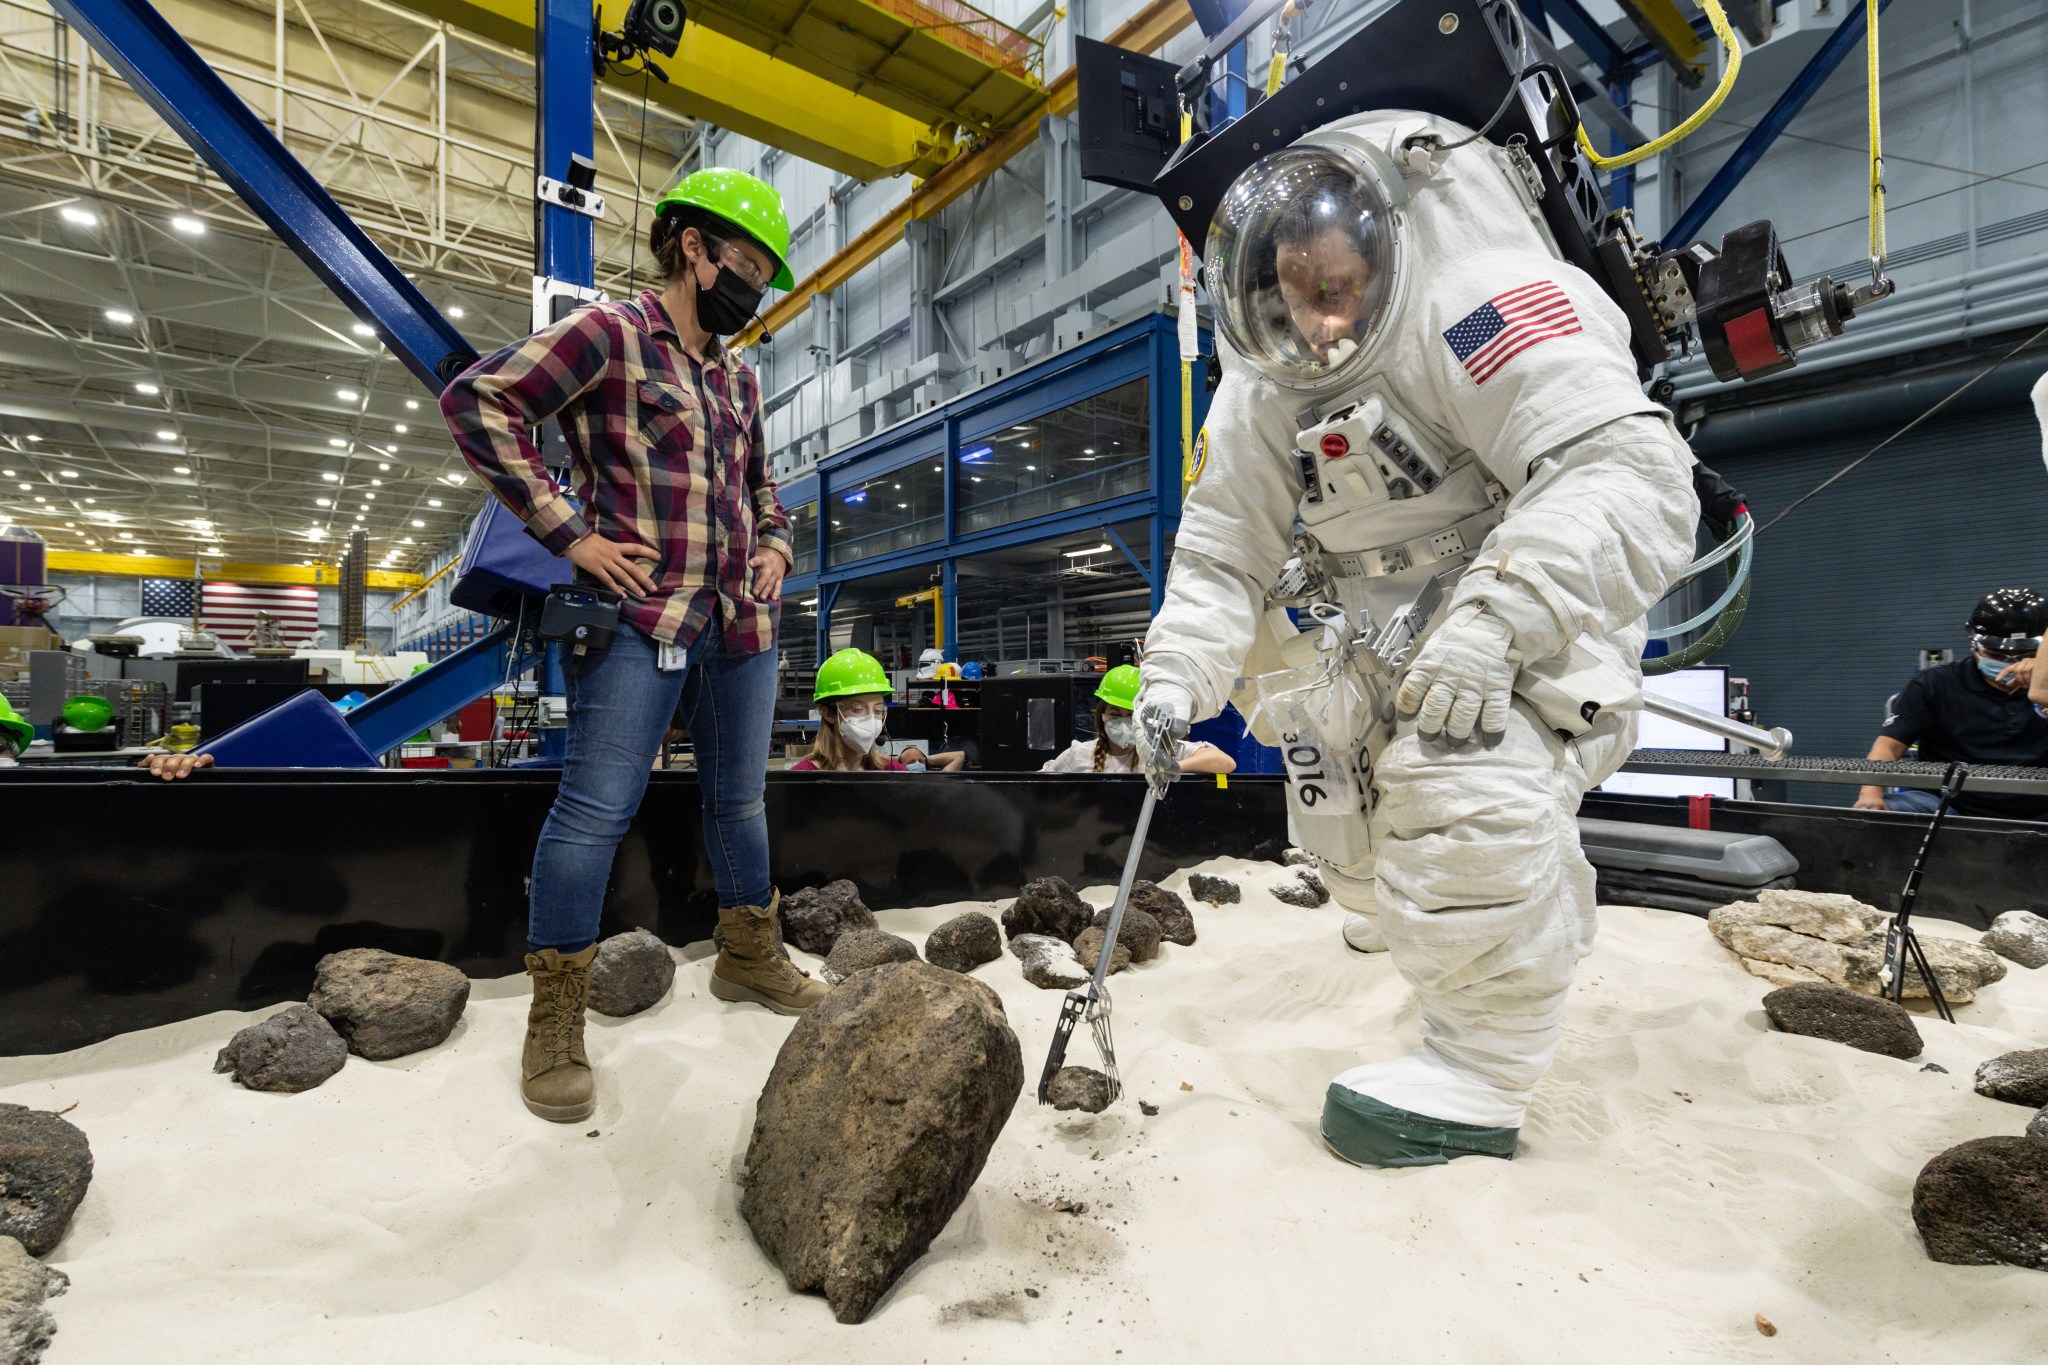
[0,0,692,572]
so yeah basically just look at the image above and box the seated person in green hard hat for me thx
[790,648,916,771]
[1041,664,1235,776]
[0,694,31,767]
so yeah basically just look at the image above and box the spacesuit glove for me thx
[1395,603,1518,742]
[1133,683,1191,799]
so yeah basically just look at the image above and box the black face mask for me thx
[691,258,766,337]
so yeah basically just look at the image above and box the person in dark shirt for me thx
[1856,587,2048,819]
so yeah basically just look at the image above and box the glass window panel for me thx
[787,501,817,575]
[956,377,1149,535]
[825,458,946,567]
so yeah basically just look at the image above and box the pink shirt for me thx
[789,756,910,772]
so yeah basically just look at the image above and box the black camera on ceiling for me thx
[623,0,686,58]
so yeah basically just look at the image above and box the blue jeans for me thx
[528,617,776,952]
[1884,787,1941,814]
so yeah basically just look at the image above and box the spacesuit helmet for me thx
[1205,140,1399,391]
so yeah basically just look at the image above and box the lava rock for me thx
[1974,1049,2048,1108]
[1088,906,1163,963]
[1272,870,1330,908]
[1128,881,1195,946]
[923,913,1003,975]
[1072,927,1131,976]
[822,929,919,986]
[1187,873,1240,905]
[1983,910,2048,970]
[213,1003,347,1092]
[1001,877,1095,945]
[2028,1108,2048,1142]
[307,948,470,1060]
[1710,896,2007,1002]
[1761,983,1923,1059]
[779,880,876,957]
[0,1235,68,1365]
[586,929,677,1017]
[1045,1066,1113,1113]
[739,961,1023,1324]
[1922,1063,1949,1074]
[1283,847,1319,868]
[0,1106,92,1257]
[1010,934,1088,991]
[1912,1136,2048,1270]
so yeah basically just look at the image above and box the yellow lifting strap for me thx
[1866,0,1887,270]
[1265,0,1298,98]
[1574,0,1741,171]
[1179,101,1199,495]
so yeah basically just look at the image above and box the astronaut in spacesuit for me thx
[1135,110,1700,1166]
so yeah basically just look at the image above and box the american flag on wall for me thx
[200,582,321,648]
[139,578,197,619]
[1441,281,1582,385]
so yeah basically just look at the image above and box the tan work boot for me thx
[521,943,598,1122]
[710,893,829,1015]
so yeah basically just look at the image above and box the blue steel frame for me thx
[778,314,1212,668]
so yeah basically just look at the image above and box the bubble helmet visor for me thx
[1205,140,1402,393]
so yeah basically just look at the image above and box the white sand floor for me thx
[4,856,2045,1363]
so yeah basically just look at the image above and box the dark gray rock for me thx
[1983,910,2048,970]
[1072,926,1130,976]
[822,929,919,986]
[1009,934,1088,991]
[1762,983,1923,1059]
[213,1004,347,1093]
[923,913,1002,975]
[307,949,469,1060]
[1186,873,1240,905]
[1282,847,1318,868]
[1975,1049,2048,1108]
[1922,1063,1949,1074]
[1912,1136,2048,1270]
[1128,881,1195,946]
[0,1235,68,1365]
[1001,877,1094,945]
[739,961,1023,1323]
[1045,1066,1113,1113]
[0,1106,92,1257]
[586,929,676,1017]
[1088,906,1162,963]
[1271,870,1330,908]
[2028,1107,2048,1142]
[779,880,876,957]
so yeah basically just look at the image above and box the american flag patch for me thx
[1442,281,1581,384]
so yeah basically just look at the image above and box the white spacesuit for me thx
[1137,110,1699,1166]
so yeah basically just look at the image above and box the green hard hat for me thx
[814,648,890,704]
[1095,664,1141,711]
[0,694,30,754]
[653,167,795,290]
[63,694,113,732]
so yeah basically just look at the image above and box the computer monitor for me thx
[1597,665,1737,799]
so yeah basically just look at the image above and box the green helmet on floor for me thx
[651,168,795,290]
[814,648,890,704]
[1094,664,1141,711]
[0,694,30,755]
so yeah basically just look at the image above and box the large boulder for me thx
[0,1106,92,1257]
[739,962,1023,1323]
[586,930,676,1017]
[1088,906,1162,963]
[308,949,469,1060]
[1001,877,1094,944]
[1975,1049,2048,1108]
[1708,894,2007,1003]
[779,881,876,957]
[1912,1137,2048,1270]
[1761,983,1922,1059]
[821,929,919,986]
[0,1235,68,1365]
[1128,881,1195,946]
[1186,873,1240,905]
[1009,934,1088,991]
[1983,910,2048,970]
[923,913,1002,975]
[213,1004,348,1093]
[1072,926,1131,977]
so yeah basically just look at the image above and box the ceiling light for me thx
[350,324,374,338]
[371,478,382,486]
[427,498,441,508]
[354,515,364,522]
[130,548,147,556]
[59,470,77,478]
[328,438,346,448]
[1082,447,1095,455]
[307,528,325,539]
[135,382,159,395]
[443,473,462,484]
[155,429,176,441]
[118,532,134,540]
[393,425,407,435]
[83,498,94,504]
[174,465,191,475]
[411,519,425,528]
[170,215,205,236]
[378,462,391,471]
[317,498,331,507]
[365,493,376,500]
[1026,464,1037,471]
[60,206,97,227]
[1064,543,1112,558]
[405,399,420,411]
[447,305,466,319]
[32,496,44,503]
[337,389,359,401]
[0,471,10,477]
[14,483,26,491]
[970,476,982,482]
[384,445,398,454]
[105,308,134,324]
[401,537,414,545]
[322,472,340,482]
[23,436,38,442]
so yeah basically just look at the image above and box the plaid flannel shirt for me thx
[439,290,790,654]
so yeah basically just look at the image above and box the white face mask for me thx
[840,713,884,753]
[1103,718,1137,750]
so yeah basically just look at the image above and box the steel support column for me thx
[535,0,597,297]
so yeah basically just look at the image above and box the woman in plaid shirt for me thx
[441,169,825,1124]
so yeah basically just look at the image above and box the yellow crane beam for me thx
[739,0,1194,348]
[395,0,960,180]
[48,551,423,593]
